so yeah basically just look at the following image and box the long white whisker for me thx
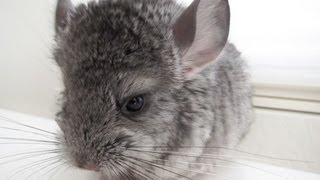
[8,156,60,180]
[0,126,55,139]
[0,137,59,144]
[119,158,161,180]
[56,164,72,178]
[113,161,135,180]
[121,155,192,180]
[43,160,67,180]
[132,146,313,163]
[0,149,62,160]
[0,142,57,145]
[0,115,57,136]
[108,161,122,179]
[26,158,62,180]
[129,148,297,165]
[125,155,221,178]
[117,159,152,180]
[128,149,288,179]
[144,157,248,170]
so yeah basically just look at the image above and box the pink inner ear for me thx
[174,0,230,76]
[173,0,199,56]
[193,48,221,67]
[183,46,222,75]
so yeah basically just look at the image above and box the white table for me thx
[0,109,319,180]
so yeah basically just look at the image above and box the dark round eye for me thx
[125,95,145,112]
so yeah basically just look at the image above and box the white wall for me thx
[0,0,60,118]
[229,0,320,86]
[1,0,320,118]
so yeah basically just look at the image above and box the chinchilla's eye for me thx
[125,95,145,112]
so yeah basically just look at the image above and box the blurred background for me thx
[0,0,319,175]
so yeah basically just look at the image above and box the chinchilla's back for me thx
[200,43,253,149]
[148,0,254,147]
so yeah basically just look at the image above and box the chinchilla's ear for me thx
[55,0,75,34]
[173,0,230,75]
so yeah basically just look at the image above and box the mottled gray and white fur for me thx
[53,0,253,179]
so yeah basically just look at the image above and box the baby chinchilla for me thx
[53,0,253,179]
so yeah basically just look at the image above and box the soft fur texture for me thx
[53,0,253,179]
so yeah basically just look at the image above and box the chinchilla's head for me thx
[54,0,230,178]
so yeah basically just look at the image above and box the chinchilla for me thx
[53,0,253,179]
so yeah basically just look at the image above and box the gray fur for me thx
[53,0,253,179]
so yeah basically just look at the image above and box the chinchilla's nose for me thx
[78,162,99,171]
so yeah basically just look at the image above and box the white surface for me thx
[238,108,320,173]
[0,108,320,180]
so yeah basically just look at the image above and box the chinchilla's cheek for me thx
[120,129,158,162]
[123,129,156,148]
[54,132,80,168]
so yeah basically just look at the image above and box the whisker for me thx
[117,159,152,180]
[119,157,158,180]
[58,164,72,178]
[129,148,291,165]
[119,157,163,180]
[0,115,57,136]
[108,161,122,179]
[47,162,67,180]
[0,142,57,145]
[0,149,62,160]
[110,161,126,180]
[123,164,152,180]
[127,149,288,179]
[8,156,60,179]
[121,155,192,180]
[0,150,62,169]
[0,126,55,139]
[112,161,134,180]
[133,146,312,163]
[0,137,59,144]
[142,157,247,170]
[26,158,62,180]
[43,160,66,180]
[124,155,220,179]
[1,155,59,174]
[118,159,152,180]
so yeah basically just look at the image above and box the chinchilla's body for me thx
[54,0,253,179]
